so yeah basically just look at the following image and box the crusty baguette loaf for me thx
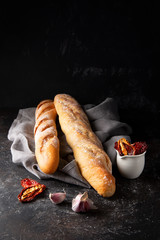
[54,94,116,197]
[34,100,59,174]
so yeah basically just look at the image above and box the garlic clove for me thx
[49,191,66,204]
[72,192,97,213]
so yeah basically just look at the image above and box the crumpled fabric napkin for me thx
[8,98,132,187]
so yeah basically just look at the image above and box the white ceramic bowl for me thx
[116,150,146,179]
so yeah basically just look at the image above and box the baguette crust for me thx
[54,94,116,197]
[34,100,59,174]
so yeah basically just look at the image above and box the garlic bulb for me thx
[72,192,97,213]
[49,191,66,204]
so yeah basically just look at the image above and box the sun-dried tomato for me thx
[114,138,134,156]
[20,178,39,188]
[132,142,148,155]
[114,140,123,156]
[114,138,147,156]
[18,178,46,203]
[18,183,46,202]
[123,142,135,155]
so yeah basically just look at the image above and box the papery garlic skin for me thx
[72,192,97,213]
[49,192,66,204]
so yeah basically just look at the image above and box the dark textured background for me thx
[0,3,159,138]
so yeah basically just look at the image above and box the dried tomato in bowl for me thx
[114,138,147,156]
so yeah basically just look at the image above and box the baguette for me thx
[54,94,116,197]
[34,100,59,174]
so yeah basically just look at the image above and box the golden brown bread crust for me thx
[34,100,59,174]
[54,94,116,197]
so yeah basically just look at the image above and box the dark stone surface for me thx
[0,110,160,240]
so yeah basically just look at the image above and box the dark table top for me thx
[0,109,160,240]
